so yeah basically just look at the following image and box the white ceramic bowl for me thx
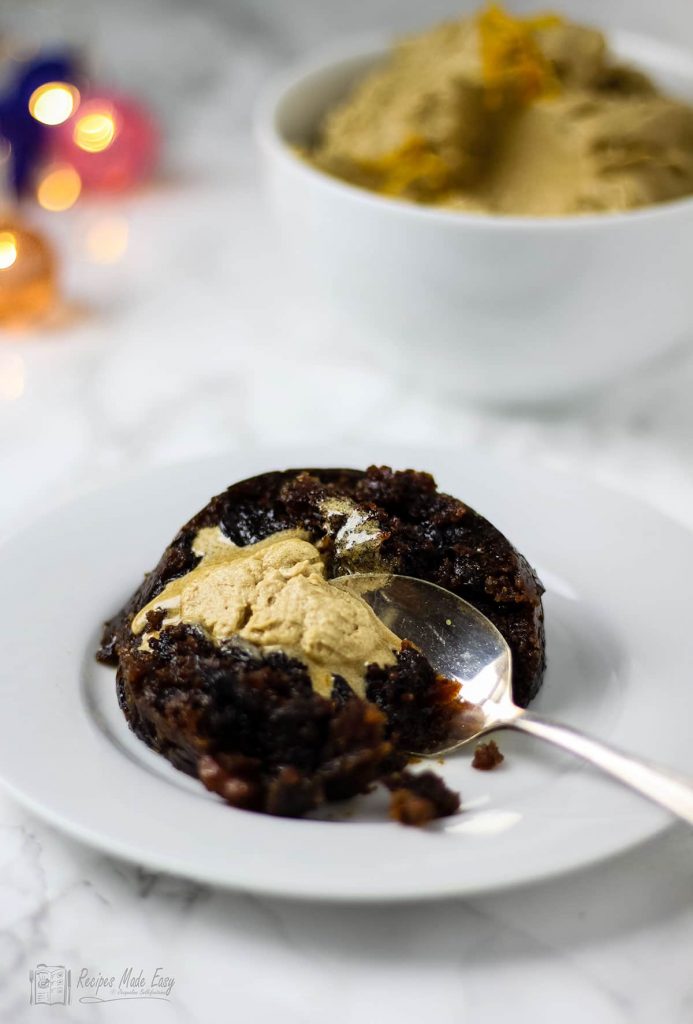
[256,33,693,404]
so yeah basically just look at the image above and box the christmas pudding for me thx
[98,466,545,823]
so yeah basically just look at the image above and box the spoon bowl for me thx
[333,573,693,824]
[334,572,513,753]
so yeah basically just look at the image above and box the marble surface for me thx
[1,1,693,1020]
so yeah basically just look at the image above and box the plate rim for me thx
[0,766,675,903]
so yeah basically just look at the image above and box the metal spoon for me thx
[333,573,693,825]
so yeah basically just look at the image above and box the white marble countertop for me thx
[1,1,693,1020]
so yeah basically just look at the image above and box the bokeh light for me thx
[73,110,116,153]
[36,164,82,211]
[28,81,80,126]
[0,223,57,324]
[0,232,18,270]
[85,217,129,263]
[49,94,158,192]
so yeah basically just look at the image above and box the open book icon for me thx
[30,965,71,1005]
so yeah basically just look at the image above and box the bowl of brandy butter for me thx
[257,14,693,404]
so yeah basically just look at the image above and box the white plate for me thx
[0,445,689,901]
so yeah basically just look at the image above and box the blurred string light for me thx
[36,162,81,211]
[73,109,116,152]
[0,44,160,332]
[0,224,57,324]
[0,232,18,269]
[0,47,158,202]
[0,51,80,194]
[28,81,80,126]
[0,352,25,400]
[50,94,158,192]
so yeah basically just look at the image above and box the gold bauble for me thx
[0,222,57,325]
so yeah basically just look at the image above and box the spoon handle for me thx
[508,712,693,825]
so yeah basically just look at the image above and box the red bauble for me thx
[49,93,158,192]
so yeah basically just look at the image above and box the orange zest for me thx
[357,136,453,197]
[477,4,562,107]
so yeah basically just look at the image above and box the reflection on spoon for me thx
[333,573,693,826]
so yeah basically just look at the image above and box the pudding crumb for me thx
[472,740,505,771]
[385,769,461,826]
